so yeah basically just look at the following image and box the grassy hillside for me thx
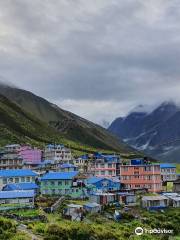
[0,84,134,155]
[0,94,136,156]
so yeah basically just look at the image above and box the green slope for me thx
[0,84,133,154]
[0,92,135,156]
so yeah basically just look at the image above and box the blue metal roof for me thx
[131,159,144,165]
[3,183,39,191]
[160,164,176,168]
[0,169,37,178]
[87,177,116,184]
[41,171,79,180]
[46,144,64,148]
[0,190,35,199]
[87,177,104,184]
[60,164,76,168]
[81,155,88,160]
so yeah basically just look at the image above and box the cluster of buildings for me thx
[0,144,72,170]
[0,143,179,211]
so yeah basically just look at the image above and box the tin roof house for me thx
[83,202,101,213]
[0,190,35,210]
[141,195,169,210]
[162,192,180,208]
[63,204,84,221]
[116,192,136,206]
[2,182,39,195]
[0,169,37,190]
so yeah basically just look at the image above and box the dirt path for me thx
[17,224,43,240]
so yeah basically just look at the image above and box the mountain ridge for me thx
[109,101,180,163]
[0,83,134,155]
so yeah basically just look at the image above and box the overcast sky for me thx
[0,0,180,125]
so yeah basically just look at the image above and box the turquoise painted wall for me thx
[40,179,84,198]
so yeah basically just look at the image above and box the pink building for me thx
[19,146,42,164]
[120,164,162,193]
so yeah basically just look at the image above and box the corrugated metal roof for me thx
[87,177,117,184]
[60,164,76,168]
[41,171,79,180]
[0,190,35,199]
[87,177,104,184]
[142,195,169,201]
[0,169,37,177]
[160,164,176,168]
[3,182,39,191]
[84,202,100,208]
[67,204,83,208]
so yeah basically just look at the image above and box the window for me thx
[134,175,140,179]
[144,166,151,171]
[102,180,109,187]
[26,177,30,182]
[123,167,128,171]
[147,175,152,180]
[9,178,13,183]
[51,181,55,186]
[58,181,62,185]
[15,177,19,183]
[65,180,69,185]
[3,178,7,184]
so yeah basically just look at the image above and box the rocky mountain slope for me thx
[109,102,180,162]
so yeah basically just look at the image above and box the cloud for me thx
[0,0,180,124]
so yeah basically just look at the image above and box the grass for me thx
[65,199,89,205]
[167,182,173,191]
[0,94,135,157]
[28,208,180,240]
[176,164,180,174]
[8,209,40,218]
[142,193,159,196]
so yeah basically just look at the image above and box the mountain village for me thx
[0,143,179,223]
